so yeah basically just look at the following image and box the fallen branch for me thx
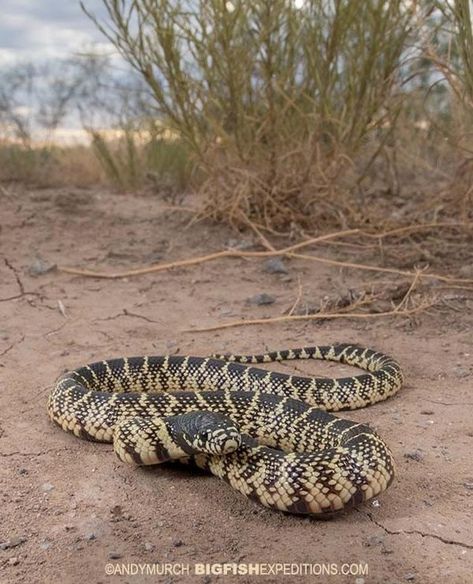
[186,300,436,333]
[288,252,473,284]
[57,223,473,284]
[58,228,360,278]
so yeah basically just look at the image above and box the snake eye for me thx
[198,430,212,443]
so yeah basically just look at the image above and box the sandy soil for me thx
[0,186,472,584]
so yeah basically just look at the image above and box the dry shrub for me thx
[84,0,422,229]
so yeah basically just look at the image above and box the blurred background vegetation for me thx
[1,0,472,231]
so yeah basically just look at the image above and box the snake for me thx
[47,343,403,516]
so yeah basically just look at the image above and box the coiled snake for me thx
[47,344,403,516]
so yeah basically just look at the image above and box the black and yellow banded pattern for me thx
[48,344,403,515]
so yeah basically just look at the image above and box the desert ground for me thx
[0,186,472,583]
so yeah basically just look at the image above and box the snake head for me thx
[178,411,242,456]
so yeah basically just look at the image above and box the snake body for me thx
[48,344,403,516]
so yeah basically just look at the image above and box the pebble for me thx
[404,449,424,462]
[8,557,19,566]
[85,533,96,541]
[263,257,288,274]
[463,481,473,491]
[173,539,184,548]
[0,537,26,551]
[453,366,469,379]
[41,482,54,493]
[109,551,122,559]
[144,542,154,552]
[28,258,57,277]
[363,534,384,547]
[246,293,276,306]
[110,505,123,521]
[404,573,416,581]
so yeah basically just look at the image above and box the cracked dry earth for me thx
[0,186,472,584]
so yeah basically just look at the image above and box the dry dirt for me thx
[0,187,472,584]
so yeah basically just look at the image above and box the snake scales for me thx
[48,344,403,516]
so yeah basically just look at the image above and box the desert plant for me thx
[82,0,424,228]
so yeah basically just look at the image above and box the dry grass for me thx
[89,125,191,192]
[0,142,103,188]
[0,131,191,192]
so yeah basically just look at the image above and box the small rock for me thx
[8,557,19,566]
[110,505,123,520]
[453,366,469,379]
[144,542,154,552]
[173,539,184,548]
[0,536,26,550]
[109,551,122,559]
[40,541,51,550]
[18,468,28,475]
[263,257,288,274]
[246,293,276,306]
[463,481,473,491]
[363,534,384,547]
[85,533,96,541]
[28,258,57,277]
[420,410,434,415]
[404,449,424,462]
[371,499,380,508]
[41,482,54,493]
[404,573,416,581]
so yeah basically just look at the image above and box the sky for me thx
[0,1,124,142]
[0,0,115,65]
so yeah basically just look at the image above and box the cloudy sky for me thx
[0,0,114,64]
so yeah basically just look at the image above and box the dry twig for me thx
[187,299,436,333]
[57,228,360,278]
